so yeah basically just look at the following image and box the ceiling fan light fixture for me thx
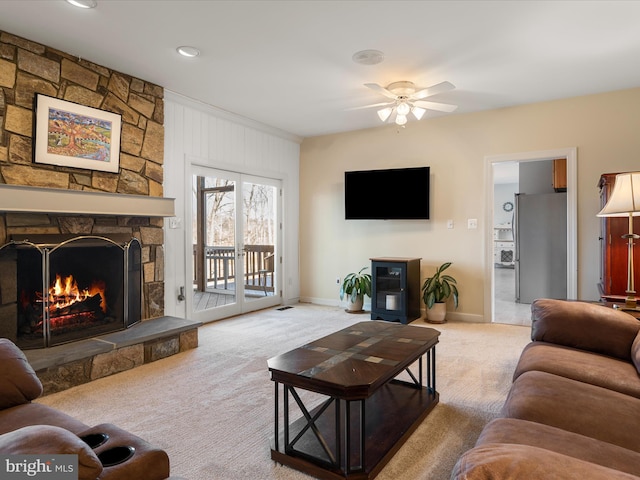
[377,107,393,122]
[411,106,426,120]
[396,102,410,116]
[395,114,408,126]
[364,79,457,126]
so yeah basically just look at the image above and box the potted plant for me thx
[421,262,459,323]
[340,267,372,313]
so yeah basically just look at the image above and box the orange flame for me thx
[48,274,107,312]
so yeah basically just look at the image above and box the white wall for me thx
[299,87,640,321]
[162,92,301,319]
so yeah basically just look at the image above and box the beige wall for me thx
[299,87,640,320]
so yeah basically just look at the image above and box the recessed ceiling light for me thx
[66,0,97,8]
[352,50,384,66]
[177,46,201,58]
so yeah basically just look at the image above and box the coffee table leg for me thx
[426,346,436,393]
[359,399,366,473]
[274,381,279,451]
[284,385,290,452]
[345,400,351,473]
[345,399,366,475]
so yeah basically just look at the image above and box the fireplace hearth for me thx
[0,234,141,349]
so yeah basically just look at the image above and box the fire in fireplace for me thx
[0,234,141,349]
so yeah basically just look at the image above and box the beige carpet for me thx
[36,304,531,480]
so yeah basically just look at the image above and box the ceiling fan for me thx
[356,80,458,125]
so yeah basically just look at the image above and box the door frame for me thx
[186,163,283,323]
[483,147,578,323]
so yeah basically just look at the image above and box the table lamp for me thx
[597,172,640,309]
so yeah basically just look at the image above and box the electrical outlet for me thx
[468,218,478,229]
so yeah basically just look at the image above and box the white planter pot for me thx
[426,302,447,323]
[346,296,364,313]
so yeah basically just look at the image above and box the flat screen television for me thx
[344,166,430,220]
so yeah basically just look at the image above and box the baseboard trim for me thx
[300,298,485,322]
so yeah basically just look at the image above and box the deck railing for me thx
[193,244,274,293]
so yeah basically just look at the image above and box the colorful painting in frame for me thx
[34,94,122,173]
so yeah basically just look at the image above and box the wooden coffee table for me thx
[268,321,440,479]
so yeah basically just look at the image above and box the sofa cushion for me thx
[0,338,43,408]
[0,425,103,480]
[632,330,640,374]
[530,299,640,361]
[476,418,640,477]
[513,341,640,399]
[502,370,640,453]
[452,443,640,480]
[0,403,89,436]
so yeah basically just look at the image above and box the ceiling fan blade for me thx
[411,81,455,100]
[413,100,458,113]
[347,101,394,111]
[364,83,398,100]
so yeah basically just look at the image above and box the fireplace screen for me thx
[0,235,141,349]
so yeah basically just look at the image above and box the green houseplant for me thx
[340,267,372,312]
[421,262,459,323]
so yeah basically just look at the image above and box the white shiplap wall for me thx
[163,91,301,319]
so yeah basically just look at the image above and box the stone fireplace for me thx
[0,234,141,349]
[0,31,200,394]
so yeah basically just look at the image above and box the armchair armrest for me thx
[531,299,640,361]
[0,425,103,480]
[0,338,43,409]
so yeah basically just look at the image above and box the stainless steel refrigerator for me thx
[514,192,567,304]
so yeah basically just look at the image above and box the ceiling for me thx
[3,1,640,139]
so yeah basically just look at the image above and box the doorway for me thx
[188,166,282,323]
[484,148,577,325]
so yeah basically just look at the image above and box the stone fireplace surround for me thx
[0,30,200,393]
[0,185,200,395]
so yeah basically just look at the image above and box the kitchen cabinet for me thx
[494,225,514,267]
[553,159,567,192]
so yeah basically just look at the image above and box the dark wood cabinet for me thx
[370,257,421,324]
[598,173,640,298]
[553,158,567,191]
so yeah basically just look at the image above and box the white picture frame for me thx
[34,94,122,173]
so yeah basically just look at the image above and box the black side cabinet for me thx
[370,257,421,324]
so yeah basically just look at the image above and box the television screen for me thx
[344,166,430,220]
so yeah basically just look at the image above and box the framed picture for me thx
[34,94,122,173]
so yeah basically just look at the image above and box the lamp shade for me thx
[598,172,640,217]
[396,102,411,116]
[377,107,393,122]
[411,106,426,120]
[395,114,407,126]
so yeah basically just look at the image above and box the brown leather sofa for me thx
[452,298,640,479]
[0,338,171,480]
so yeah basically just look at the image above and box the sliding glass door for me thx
[189,166,281,322]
